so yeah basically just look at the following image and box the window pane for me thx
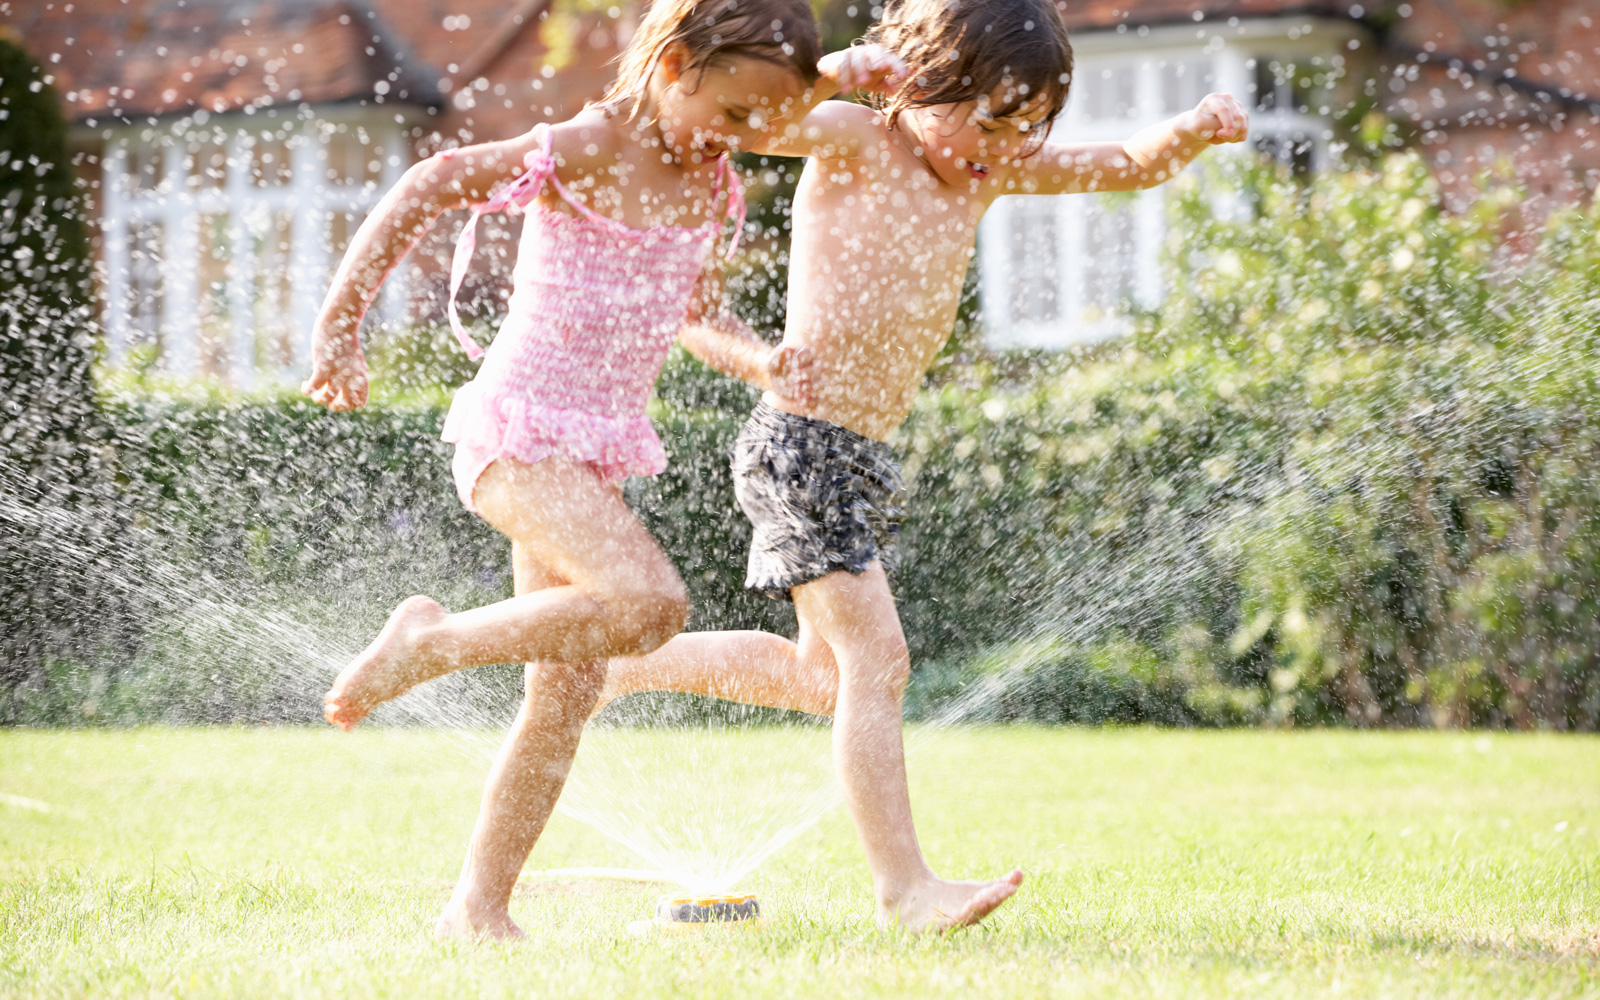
[327,211,357,275]
[251,137,293,187]
[1254,133,1316,176]
[1161,57,1212,115]
[127,220,165,351]
[124,145,164,195]
[325,132,359,184]
[1253,57,1322,114]
[1251,58,1278,112]
[1082,196,1135,316]
[324,129,387,188]
[360,138,386,187]
[252,213,295,369]
[188,140,228,191]
[1085,64,1138,120]
[1007,198,1058,325]
[198,214,232,375]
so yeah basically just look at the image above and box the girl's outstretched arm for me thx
[1015,92,1250,197]
[678,267,820,404]
[303,128,552,410]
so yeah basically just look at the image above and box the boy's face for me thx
[901,86,1053,188]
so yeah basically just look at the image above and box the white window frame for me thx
[980,17,1364,350]
[98,107,418,386]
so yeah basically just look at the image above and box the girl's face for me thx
[902,88,1052,188]
[654,48,806,162]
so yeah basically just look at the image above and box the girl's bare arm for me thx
[304,128,551,409]
[1016,93,1249,196]
[678,268,818,403]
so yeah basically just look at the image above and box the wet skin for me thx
[757,89,1248,441]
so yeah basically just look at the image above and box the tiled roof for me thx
[1062,0,1354,31]
[9,0,1599,129]
[0,0,548,121]
[8,0,1363,124]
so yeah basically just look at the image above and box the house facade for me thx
[6,0,1600,374]
[981,0,1600,348]
[3,0,627,384]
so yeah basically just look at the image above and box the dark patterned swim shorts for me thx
[731,402,906,601]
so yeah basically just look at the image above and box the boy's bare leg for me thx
[596,621,839,718]
[436,547,598,940]
[324,456,688,729]
[794,562,1023,932]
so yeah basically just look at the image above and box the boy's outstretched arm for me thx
[751,44,905,159]
[1018,92,1250,196]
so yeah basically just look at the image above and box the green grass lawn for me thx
[2,725,1597,998]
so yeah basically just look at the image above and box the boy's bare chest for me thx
[806,165,976,238]
[796,165,981,291]
[789,165,980,380]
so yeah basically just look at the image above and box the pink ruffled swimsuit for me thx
[440,123,744,512]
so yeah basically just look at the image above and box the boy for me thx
[608,0,1249,932]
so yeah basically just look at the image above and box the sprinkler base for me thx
[629,892,762,934]
[657,892,761,924]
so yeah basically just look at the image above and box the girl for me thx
[302,0,894,938]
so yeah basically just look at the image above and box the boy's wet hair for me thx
[866,0,1073,154]
[601,0,822,120]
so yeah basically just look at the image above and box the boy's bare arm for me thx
[751,47,904,158]
[1017,93,1250,196]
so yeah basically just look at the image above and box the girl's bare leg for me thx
[435,548,599,940]
[596,620,839,718]
[794,562,1023,933]
[324,457,689,729]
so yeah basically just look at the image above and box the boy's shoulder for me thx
[797,100,887,160]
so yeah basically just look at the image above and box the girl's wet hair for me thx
[866,0,1073,154]
[601,0,822,120]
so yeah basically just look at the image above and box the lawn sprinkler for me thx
[630,892,762,934]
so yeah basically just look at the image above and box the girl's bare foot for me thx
[879,869,1024,933]
[323,595,448,730]
[434,900,526,941]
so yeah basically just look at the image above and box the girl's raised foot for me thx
[879,869,1024,933]
[323,595,448,730]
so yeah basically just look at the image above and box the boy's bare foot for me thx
[323,595,448,730]
[879,869,1024,933]
[434,901,526,942]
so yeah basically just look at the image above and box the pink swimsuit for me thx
[440,123,744,512]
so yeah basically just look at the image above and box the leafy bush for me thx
[903,154,1600,729]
